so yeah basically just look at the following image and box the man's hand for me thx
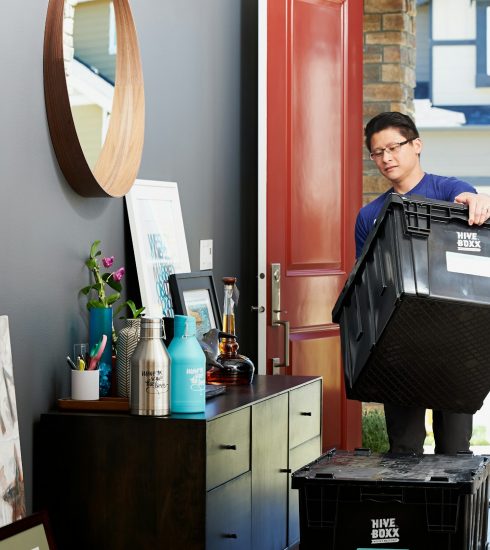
[454,192,490,226]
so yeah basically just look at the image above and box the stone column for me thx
[362,0,417,204]
[63,0,76,88]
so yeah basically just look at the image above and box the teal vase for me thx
[89,307,113,396]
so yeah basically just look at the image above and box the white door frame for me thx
[257,0,267,374]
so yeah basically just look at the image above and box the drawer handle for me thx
[300,411,312,416]
[280,468,292,473]
[222,533,238,539]
[220,444,237,450]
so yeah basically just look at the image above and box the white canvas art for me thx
[0,316,25,526]
[126,180,191,318]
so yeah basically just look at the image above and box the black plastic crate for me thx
[332,194,490,413]
[292,449,490,550]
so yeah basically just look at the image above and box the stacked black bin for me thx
[292,449,490,550]
[332,194,490,413]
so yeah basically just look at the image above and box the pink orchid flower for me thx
[112,267,125,282]
[102,256,115,268]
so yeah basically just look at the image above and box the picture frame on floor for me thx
[0,316,25,528]
[0,511,55,549]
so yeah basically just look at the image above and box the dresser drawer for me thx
[289,380,321,449]
[206,472,251,549]
[206,408,251,490]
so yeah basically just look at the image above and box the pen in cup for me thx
[66,356,78,370]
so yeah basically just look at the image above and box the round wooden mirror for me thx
[44,0,144,197]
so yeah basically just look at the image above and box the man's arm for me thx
[454,192,490,226]
[355,213,369,259]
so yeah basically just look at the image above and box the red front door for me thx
[267,0,363,450]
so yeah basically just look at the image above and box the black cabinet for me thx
[36,375,321,549]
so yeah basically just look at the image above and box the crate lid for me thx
[292,449,490,494]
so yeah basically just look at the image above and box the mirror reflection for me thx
[63,0,116,170]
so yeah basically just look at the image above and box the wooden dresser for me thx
[36,375,322,550]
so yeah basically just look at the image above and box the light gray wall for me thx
[0,0,257,514]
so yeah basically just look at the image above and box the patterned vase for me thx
[89,307,113,397]
[116,318,141,398]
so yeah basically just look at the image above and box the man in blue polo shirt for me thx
[357,111,490,455]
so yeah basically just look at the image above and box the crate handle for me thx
[222,533,238,539]
[429,476,449,482]
[354,447,372,456]
[402,200,432,237]
[300,411,312,416]
[220,444,237,450]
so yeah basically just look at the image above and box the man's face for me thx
[369,127,422,185]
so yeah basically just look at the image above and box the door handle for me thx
[272,320,290,368]
[271,263,290,369]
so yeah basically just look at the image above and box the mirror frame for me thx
[44,0,145,197]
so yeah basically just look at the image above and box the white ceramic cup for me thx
[71,370,100,400]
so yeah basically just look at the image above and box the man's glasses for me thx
[369,138,416,161]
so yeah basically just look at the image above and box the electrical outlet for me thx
[200,239,213,270]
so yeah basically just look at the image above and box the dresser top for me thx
[44,375,321,422]
[202,374,321,420]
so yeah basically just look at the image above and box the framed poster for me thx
[0,511,55,549]
[169,271,222,340]
[0,316,25,528]
[126,180,191,317]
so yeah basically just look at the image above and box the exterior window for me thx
[487,7,490,74]
[476,0,490,86]
[109,1,117,55]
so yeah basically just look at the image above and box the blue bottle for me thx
[168,315,206,413]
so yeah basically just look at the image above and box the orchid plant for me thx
[80,240,145,353]
[80,240,125,310]
[80,240,145,318]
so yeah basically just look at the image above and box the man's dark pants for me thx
[384,403,473,454]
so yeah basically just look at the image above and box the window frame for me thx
[476,0,490,86]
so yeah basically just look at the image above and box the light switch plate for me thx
[200,239,213,270]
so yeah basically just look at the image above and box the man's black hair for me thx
[365,112,419,151]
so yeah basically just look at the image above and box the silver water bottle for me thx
[130,318,171,416]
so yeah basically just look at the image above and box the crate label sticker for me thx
[456,231,481,252]
[369,517,400,545]
[446,251,490,278]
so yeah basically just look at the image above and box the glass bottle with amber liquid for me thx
[206,277,255,385]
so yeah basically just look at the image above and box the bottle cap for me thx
[140,317,163,339]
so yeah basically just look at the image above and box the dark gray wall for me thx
[1,0,257,513]
[131,0,258,352]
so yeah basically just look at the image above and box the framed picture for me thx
[0,511,55,549]
[169,271,222,340]
[126,180,191,318]
[0,316,25,528]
